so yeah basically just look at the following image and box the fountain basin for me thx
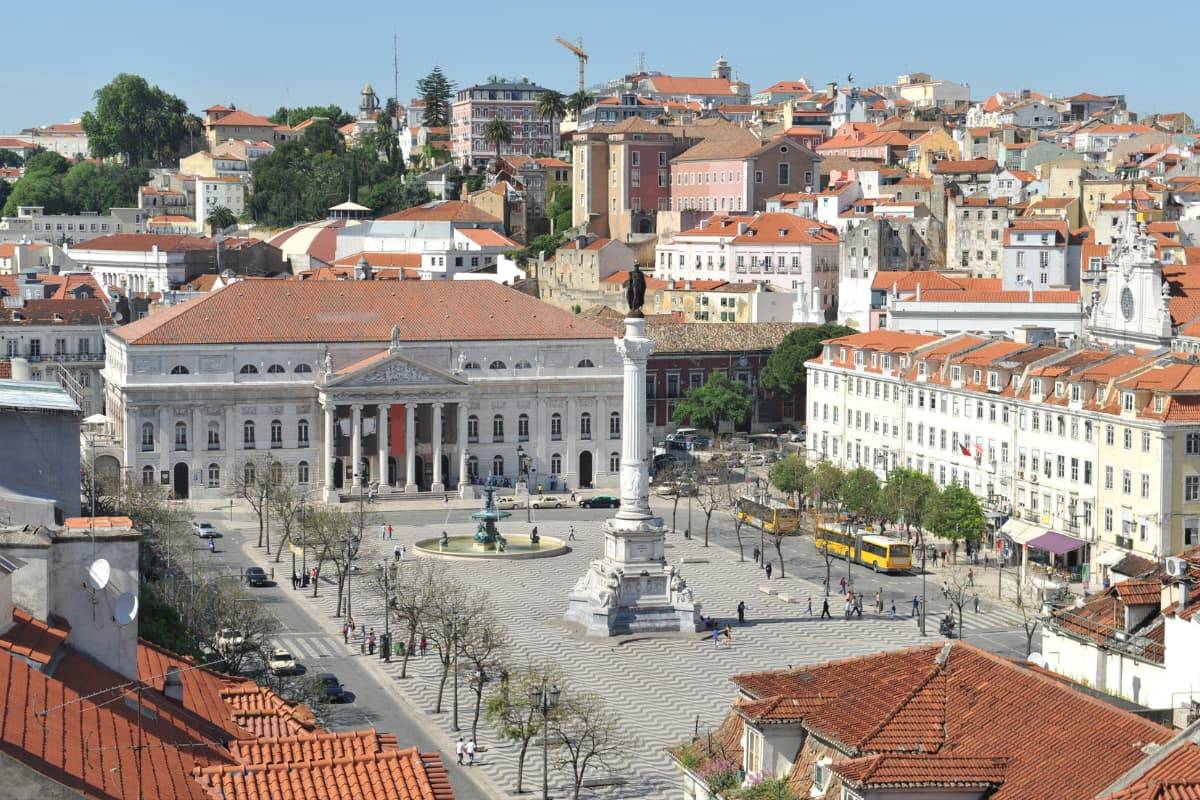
[415,535,568,560]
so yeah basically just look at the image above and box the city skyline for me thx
[4,0,1198,132]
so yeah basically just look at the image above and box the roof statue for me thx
[390,324,402,353]
[624,262,647,317]
[322,346,333,379]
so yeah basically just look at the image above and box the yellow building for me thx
[906,127,958,177]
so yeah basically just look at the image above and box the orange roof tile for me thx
[0,609,69,665]
[834,754,1009,790]
[458,228,520,248]
[207,109,275,128]
[70,234,217,253]
[730,213,838,245]
[377,200,500,224]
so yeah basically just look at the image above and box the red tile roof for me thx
[932,158,999,175]
[834,754,1009,790]
[207,110,275,128]
[1103,743,1200,800]
[0,609,69,665]
[642,75,741,96]
[730,213,838,245]
[458,228,520,248]
[377,200,500,224]
[70,234,217,253]
[110,279,613,345]
[228,729,398,767]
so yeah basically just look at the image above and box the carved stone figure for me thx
[624,262,647,315]
[390,324,402,352]
[322,347,334,378]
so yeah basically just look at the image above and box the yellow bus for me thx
[814,525,913,573]
[737,496,800,535]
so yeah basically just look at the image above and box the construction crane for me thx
[555,36,588,94]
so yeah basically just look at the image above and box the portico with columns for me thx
[317,345,469,502]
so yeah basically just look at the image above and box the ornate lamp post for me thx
[529,680,561,800]
[517,445,531,522]
[376,561,393,661]
[451,618,462,732]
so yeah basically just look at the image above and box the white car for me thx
[494,497,525,510]
[215,628,245,651]
[747,453,768,467]
[193,521,220,538]
[267,648,298,675]
[530,495,566,509]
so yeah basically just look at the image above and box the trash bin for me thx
[397,641,406,657]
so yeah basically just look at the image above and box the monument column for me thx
[323,401,337,502]
[350,404,363,492]
[431,402,445,493]
[404,402,418,493]
[377,403,390,491]
[457,401,470,495]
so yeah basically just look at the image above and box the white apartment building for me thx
[66,234,217,295]
[194,176,246,231]
[101,279,621,501]
[806,329,1200,573]
[0,206,146,245]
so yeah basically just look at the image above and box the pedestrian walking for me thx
[380,524,387,540]
[388,524,394,540]
[983,553,990,569]
[765,562,773,580]
[973,592,980,613]
[931,548,938,567]
[711,627,720,647]
[889,599,897,618]
[394,545,401,561]
[292,572,299,590]
[805,597,814,617]
[466,739,476,766]
[737,601,746,624]
[567,525,576,541]
[843,597,853,619]
[821,597,832,618]
[419,635,428,656]
[208,538,216,553]
[968,567,974,587]
[722,625,733,648]
[838,576,846,595]
[455,738,464,766]
[342,623,349,644]
[874,589,882,613]
[368,630,376,655]
[400,545,407,561]
[911,594,920,617]
[752,546,760,564]
[570,491,577,504]
[855,595,864,618]
[941,580,950,599]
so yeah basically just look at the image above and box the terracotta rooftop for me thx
[377,200,501,224]
[833,753,1009,790]
[69,234,217,253]
[0,609,69,665]
[110,280,613,345]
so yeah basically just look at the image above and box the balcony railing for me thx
[21,351,105,363]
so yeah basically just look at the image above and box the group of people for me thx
[290,567,318,590]
[454,737,477,766]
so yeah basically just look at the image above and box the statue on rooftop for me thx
[624,262,647,317]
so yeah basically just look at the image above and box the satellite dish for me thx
[114,592,139,626]
[1027,652,1046,668]
[85,559,110,591]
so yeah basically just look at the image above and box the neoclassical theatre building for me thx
[102,280,622,501]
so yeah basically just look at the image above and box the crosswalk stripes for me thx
[271,635,343,661]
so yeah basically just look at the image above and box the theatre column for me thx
[350,404,363,492]
[457,402,470,496]
[431,402,445,493]
[323,401,337,503]
[377,403,390,492]
[404,402,418,493]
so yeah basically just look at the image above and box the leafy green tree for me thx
[534,89,567,138]
[547,184,572,234]
[0,180,9,214]
[567,90,593,121]
[81,73,192,164]
[769,454,810,509]
[672,372,753,435]
[23,151,70,177]
[248,140,310,225]
[269,104,353,127]
[416,67,456,128]
[138,585,201,658]
[483,118,513,161]
[0,149,22,167]
[206,206,237,234]
[3,173,67,216]
[841,466,881,525]
[807,462,845,511]
[880,466,939,540]
[301,119,344,154]
[760,323,856,400]
[360,174,431,217]
[60,161,148,214]
[926,482,985,549]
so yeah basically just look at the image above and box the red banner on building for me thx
[389,404,406,456]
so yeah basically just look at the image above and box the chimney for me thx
[9,357,31,381]
[698,218,709,230]
[737,222,749,235]
[915,282,922,301]
[1028,282,1034,302]
[684,280,693,290]
[826,81,837,100]
[164,666,183,703]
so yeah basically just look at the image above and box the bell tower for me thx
[1088,210,1172,347]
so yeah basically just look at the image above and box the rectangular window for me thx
[1142,431,1151,452]
[1188,476,1200,502]
[778,163,790,185]
[1122,470,1132,495]
[1142,473,1151,499]
[1105,465,1114,490]
[1124,428,1133,450]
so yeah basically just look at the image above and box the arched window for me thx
[243,420,256,448]
[170,365,189,375]
[467,415,479,443]
[489,360,507,369]
[267,364,286,374]
[514,360,532,369]
[269,461,283,484]
[142,465,155,484]
[297,461,310,484]
[492,455,505,476]
[467,455,479,479]
[609,411,620,439]
[462,360,480,370]
[518,413,529,441]
[174,421,188,450]
[239,364,259,374]
[609,452,620,473]
[243,462,257,485]
[270,419,283,448]
[492,414,504,442]
[580,412,592,440]
[551,413,562,441]
[551,453,562,474]
[207,463,221,488]
[297,419,309,447]
[577,359,595,368]
[141,422,155,451]
[207,421,220,450]
[294,363,313,373]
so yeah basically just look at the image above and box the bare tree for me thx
[1015,584,1042,656]
[549,689,630,800]
[191,579,280,674]
[301,505,358,614]
[654,460,691,533]
[693,466,723,548]
[459,607,510,740]
[422,579,487,715]
[485,661,565,795]
[226,454,279,549]
[381,557,444,679]
[269,474,310,564]
[942,565,976,640]
[721,484,747,562]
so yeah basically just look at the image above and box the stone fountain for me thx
[414,479,566,559]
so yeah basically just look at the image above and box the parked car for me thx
[318,673,346,702]
[747,453,767,467]
[245,566,268,587]
[216,628,245,651]
[267,648,298,676]
[193,521,221,538]
[494,496,525,510]
[580,495,620,509]
[531,495,566,509]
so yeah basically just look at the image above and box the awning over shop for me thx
[999,518,1042,545]
[1027,530,1085,555]
[1096,548,1127,567]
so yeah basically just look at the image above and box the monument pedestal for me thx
[564,315,701,637]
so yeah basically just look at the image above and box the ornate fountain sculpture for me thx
[471,481,510,550]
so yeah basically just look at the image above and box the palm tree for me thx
[535,89,567,148]
[482,118,513,163]
[567,90,593,122]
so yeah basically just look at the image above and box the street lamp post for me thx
[920,544,928,636]
[451,618,462,732]
[377,561,392,661]
[530,680,561,800]
[517,445,531,523]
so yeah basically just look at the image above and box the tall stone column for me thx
[457,401,470,496]
[350,404,363,491]
[565,315,701,637]
[431,402,445,492]
[323,401,337,503]
[377,403,390,491]
[158,407,170,477]
[596,395,607,483]
[564,397,578,488]
[535,396,548,481]
[404,402,418,493]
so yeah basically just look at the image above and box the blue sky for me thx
[4,1,1197,133]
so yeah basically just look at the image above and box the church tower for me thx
[712,56,731,81]
[1088,211,1173,348]
[359,82,380,120]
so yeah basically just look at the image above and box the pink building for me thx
[451,81,560,168]
[669,135,820,216]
